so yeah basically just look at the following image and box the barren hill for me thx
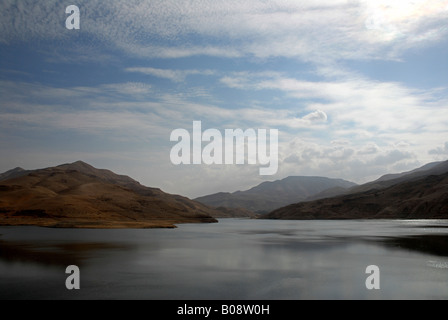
[0,161,218,228]
[264,161,448,220]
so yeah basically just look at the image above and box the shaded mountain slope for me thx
[0,161,218,228]
[265,168,448,220]
[349,161,448,194]
[195,176,356,214]
[375,161,441,182]
[307,161,446,200]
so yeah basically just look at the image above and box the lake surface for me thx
[0,219,447,300]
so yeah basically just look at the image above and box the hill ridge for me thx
[195,175,357,213]
[0,161,219,228]
[264,160,448,220]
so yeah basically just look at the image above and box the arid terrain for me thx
[1,160,447,228]
[0,161,220,228]
[265,161,448,220]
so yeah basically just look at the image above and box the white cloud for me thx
[358,143,380,155]
[1,0,447,62]
[125,67,215,82]
[101,82,152,96]
[220,71,448,140]
[277,136,423,185]
[0,80,330,140]
[0,80,154,108]
[331,139,350,146]
[302,110,327,122]
[369,149,414,166]
[429,142,448,155]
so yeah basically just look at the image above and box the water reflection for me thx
[0,239,134,267]
[0,220,447,300]
[375,234,448,257]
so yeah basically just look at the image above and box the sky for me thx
[0,0,448,198]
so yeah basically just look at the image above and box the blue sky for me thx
[1,0,448,198]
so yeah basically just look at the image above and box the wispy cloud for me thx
[2,0,447,62]
[1,0,447,197]
[0,79,328,136]
[125,67,215,82]
[220,71,448,136]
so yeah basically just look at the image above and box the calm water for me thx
[0,219,447,300]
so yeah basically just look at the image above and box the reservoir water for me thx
[0,219,447,300]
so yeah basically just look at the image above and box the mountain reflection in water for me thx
[0,219,447,300]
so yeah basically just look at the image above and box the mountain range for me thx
[264,160,448,220]
[195,176,357,214]
[0,161,221,228]
[1,159,447,228]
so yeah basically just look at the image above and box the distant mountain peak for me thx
[195,175,357,214]
[73,160,92,166]
[57,160,95,170]
[0,167,27,182]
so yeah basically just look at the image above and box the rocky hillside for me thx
[0,161,219,228]
[265,161,448,220]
